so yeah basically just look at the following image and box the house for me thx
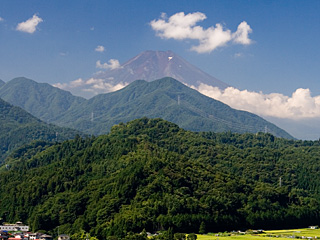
[28,233,42,240]
[309,226,319,229]
[0,223,29,232]
[58,234,70,240]
[8,236,28,240]
[39,234,52,240]
[13,233,28,240]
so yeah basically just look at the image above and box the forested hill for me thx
[0,98,82,162]
[1,118,320,239]
[0,79,4,87]
[0,77,293,139]
[54,77,293,138]
[0,77,85,122]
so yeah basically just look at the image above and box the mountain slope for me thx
[0,76,292,138]
[0,98,81,161]
[0,118,319,239]
[57,77,293,138]
[95,50,229,89]
[0,77,86,122]
[0,79,4,87]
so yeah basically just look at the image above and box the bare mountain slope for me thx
[95,50,229,89]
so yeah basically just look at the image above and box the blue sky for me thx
[1,0,320,139]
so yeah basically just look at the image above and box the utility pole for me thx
[279,176,282,187]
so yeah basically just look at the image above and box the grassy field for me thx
[196,234,288,240]
[263,228,320,238]
[193,228,320,240]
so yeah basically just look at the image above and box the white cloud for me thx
[232,21,253,45]
[95,45,105,52]
[160,12,167,19]
[52,82,68,89]
[193,83,320,119]
[53,78,128,98]
[150,12,253,53]
[191,23,232,53]
[69,78,85,87]
[96,59,121,70]
[16,14,43,33]
[84,78,127,92]
[234,52,243,58]
[0,17,4,22]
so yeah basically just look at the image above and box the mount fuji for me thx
[95,50,229,89]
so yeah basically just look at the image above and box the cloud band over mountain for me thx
[193,84,320,119]
[54,77,320,120]
[53,78,127,97]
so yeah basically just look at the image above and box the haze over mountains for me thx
[0,76,292,139]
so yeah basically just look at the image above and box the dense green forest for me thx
[0,98,82,162]
[0,118,319,240]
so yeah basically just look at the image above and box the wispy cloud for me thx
[96,59,121,70]
[95,45,105,52]
[53,78,128,98]
[150,12,253,53]
[0,17,4,22]
[193,83,320,119]
[59,52,68,56]
[16,14,43,34]
[234,52,243,58]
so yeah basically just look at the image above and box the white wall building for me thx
[0,222,29,232]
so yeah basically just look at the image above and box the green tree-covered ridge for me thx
[0,77,293,138]
[1,118,319,239]
[0,98,82,162]
[0,77,85,123]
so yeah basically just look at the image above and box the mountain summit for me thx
[0,77,85,122]
[95,50,229,89]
